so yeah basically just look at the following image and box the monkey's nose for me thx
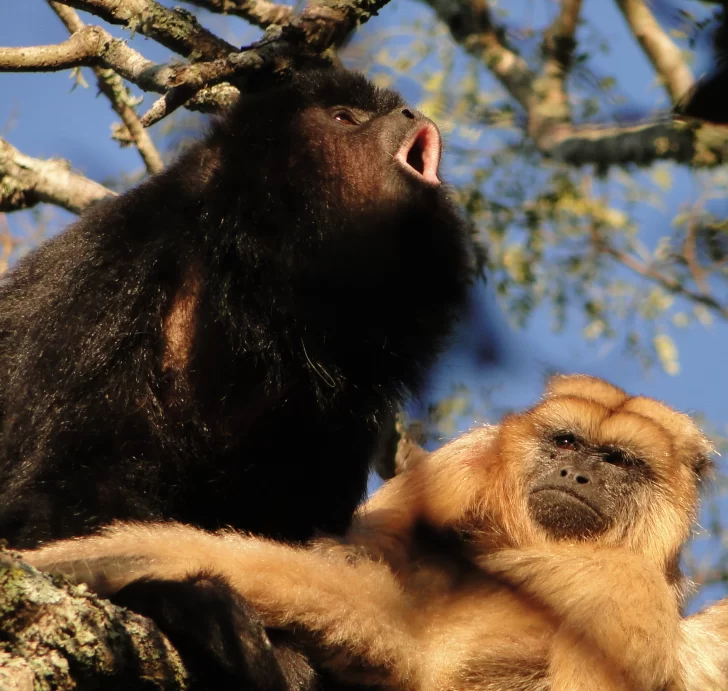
[402,108,416,119]
[558,466,591,485]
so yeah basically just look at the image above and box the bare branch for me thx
[614,0,694,104]
[185,82,241,112]
[55,0,237,60]
[14,0,392,129]
[48,1,164,174]
[423,0,535,110]
[99,68,165,173]
[684,214,710,295]
[132,0,396,125]
[541,119,696,166]
[591,227,728,319]
[0,138,114,215]
[0,25,175,94]
[540,0,583,123]
[181,0,293,29]
[417,0,728,169]
[0,27,110,71]
[137,48,265,126]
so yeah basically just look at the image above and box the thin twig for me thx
[48,1,164,174]
[592,227,728,319]
[684,198,710,295]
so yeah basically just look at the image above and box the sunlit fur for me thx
[23,375,725,691]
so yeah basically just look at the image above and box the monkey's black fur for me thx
[2,68,472,690]
[0,69,471,549]
[674,3,728,124]
[114,573,293,691]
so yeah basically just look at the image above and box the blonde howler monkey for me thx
[23,375,727,690]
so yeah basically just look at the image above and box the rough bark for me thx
[0,549,191,691]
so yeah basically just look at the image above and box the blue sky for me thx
[2,1,727,609]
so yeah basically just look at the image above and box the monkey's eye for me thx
[553,433,577,450]
[603,449,630,466]
[331,109,359,125]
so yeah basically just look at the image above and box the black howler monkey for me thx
[1,68,473,691]
[0,69,471,551]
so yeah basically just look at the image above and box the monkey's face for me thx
[523,411,659,540]
[496,376,713,556]
[210,69,471,295]
[220,70,449,215]
[288,90,447,218]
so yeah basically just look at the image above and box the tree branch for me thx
[0,550,190,691]
[0,25,175,94]
[614,0,694,104]
[418,0,728,168]
[0,138,114,215]
[540,0,582,123]
[591,227,728,320]
[54,0,237,60]
[132,0,397,126]
[181,0,293,29]
[423,0,535,110]
[48,1,164,174]
[0,25,243,119]
[543,119,696,167]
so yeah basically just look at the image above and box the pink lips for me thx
[395,122,441,185]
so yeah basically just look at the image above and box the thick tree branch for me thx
[136,47,266,126]
[55,0,237,60]
[133,0,396,126]
[421,0,728,168]
[543,120,696,167]
[424,0,535,110]
[0,138,114,215]
[0,550,190,691]
[0,26,175,94]
[2,0,395,128]
[0,26,241,119]
[540,0,582,123]
[48,1,164,174]
[181,0,293,29]
[614,0,694,104]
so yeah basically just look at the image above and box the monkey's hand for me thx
[22,521,418,688]
[477,546,679,691]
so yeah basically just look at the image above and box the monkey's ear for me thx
[542,374,628,407]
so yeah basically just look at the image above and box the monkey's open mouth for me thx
[396,123,441,185]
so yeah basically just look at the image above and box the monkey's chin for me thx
[527,489,609,540]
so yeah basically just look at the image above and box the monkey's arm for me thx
[477,546,679,691]
[22,521,418,688]
[678,598,728,691]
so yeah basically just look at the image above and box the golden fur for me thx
[23,375,726,691]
